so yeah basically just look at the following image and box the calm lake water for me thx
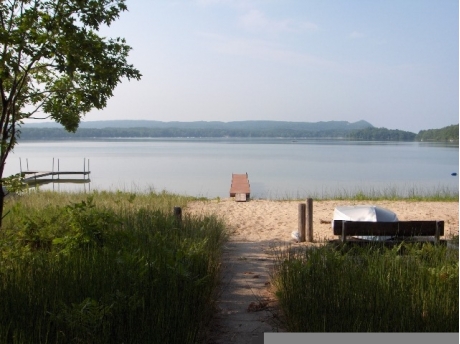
[5,138,459,199]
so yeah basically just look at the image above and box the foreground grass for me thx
[0,191,226,343]
[273,243,459,332]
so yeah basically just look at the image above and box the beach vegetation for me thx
[0,191,226,343]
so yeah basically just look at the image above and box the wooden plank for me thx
[23,171,53,179]
[333,220,444,236]
[235,193,247,202]
[230,173,250,198]
[22,170,91,184]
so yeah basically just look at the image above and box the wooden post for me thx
[306,198,313,242]
[435,220,441,244]
[173,206,182,226]
[298,203,306,242]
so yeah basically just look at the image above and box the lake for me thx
[4,138,459,199]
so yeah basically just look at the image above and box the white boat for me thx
[332,205,398,241]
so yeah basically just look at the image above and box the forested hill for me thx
[23,119,373,131]
[346,127,416,141]
[20,120,377,139]
[18,120,457,141]
[415,124,459,142]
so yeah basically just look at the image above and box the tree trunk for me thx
[0,142,8,229]
[0,183,4,228]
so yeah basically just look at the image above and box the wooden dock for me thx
[22,171,90,184]
[18,158,90,186]
[229,173,250,201]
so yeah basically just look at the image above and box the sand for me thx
[186,199,459,243]
[185,199,458,344]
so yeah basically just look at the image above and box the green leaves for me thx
[0,0,141,170]
[1,174,27,195]
[0,0,141,225]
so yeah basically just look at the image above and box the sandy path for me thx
[186,199,459,343]
[205,241,281,344]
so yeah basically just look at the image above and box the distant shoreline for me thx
[17,134,459,144]
[18,122,459,142]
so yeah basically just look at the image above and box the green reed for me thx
[0,191,227,343]
[270,184,458,202]
[272,243,458,332]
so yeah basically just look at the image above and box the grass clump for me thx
[273,243,458,332]
[0,191,227,343]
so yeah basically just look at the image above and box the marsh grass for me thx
[273,243,459,332]
[0,191,227,343]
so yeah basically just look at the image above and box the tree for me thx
[0,0,141,226]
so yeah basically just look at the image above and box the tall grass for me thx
[273,243,459,332]
[267,184,459,202]
[0,191,227,343]
[11,188,198,212]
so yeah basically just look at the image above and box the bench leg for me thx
[341,222,347,243]
[435,221,440,244]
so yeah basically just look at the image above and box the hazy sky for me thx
[82,0,458,133]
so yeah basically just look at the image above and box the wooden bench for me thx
[332,220,444,244]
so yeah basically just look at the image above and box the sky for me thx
[81,0,459,133]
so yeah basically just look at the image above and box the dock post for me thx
[306,198,313,242]
[298,203,306,242]
[19,158,22,175]
[173,207,182,226]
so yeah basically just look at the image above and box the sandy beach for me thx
[186,199,459,243]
